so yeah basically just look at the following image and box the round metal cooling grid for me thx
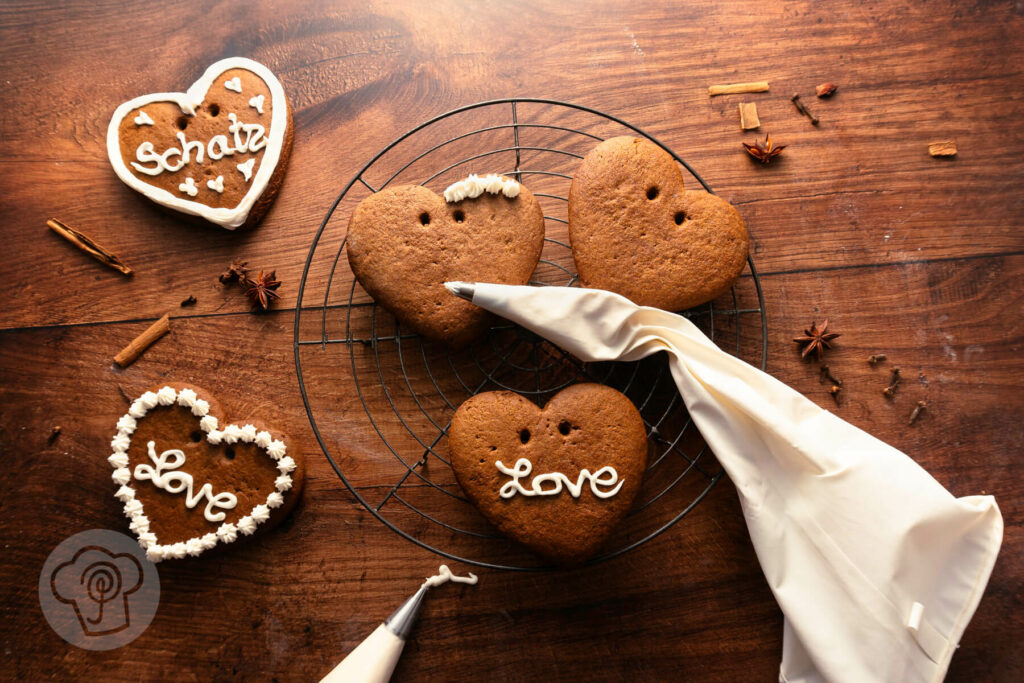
[294,98,768,570]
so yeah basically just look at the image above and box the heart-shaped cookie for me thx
[346,175,545,348]
[449,384,648,565]
[568,136,749,311]
[106,58,292,230]
[108,385,303,562]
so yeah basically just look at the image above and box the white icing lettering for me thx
[130,141,163,176]
[208,134,234,160]
[128,116,267,176]
[161,146,184,172]
[207,175,224,193]
[134,111,154,126]
[178,177,198,197]
[134,441,238,522]
[495,458,623,499]
[237,158,255,182]
[177,131,204,165]
[224,76,242,92]
[248,94,264,114]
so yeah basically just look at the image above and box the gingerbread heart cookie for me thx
[108,385,303,562]
[346,175,545,347]
[106,58,293,230]
[568,136,749,311]
[449,384,647,565]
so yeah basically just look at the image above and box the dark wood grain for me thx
[1,0,1022,681]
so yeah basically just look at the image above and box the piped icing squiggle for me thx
[423,564,478,589]
[443,173,520,203]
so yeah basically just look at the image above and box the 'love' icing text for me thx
[134,441,238,522]
[130,112,266,177]
[495,458,623,499]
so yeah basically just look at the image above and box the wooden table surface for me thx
[2,0,1022,680]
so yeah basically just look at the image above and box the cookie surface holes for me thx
[453,209,465,223]
[419,212,431,226]
[190,430,203,443]
[519,429,531,444]
[646,186,659,200]
[176,116,188,131]
[224,447,236,461]
[558,420,571,436]
[674,211,687,225]
[208,103,220,117]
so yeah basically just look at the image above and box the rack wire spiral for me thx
[294,99,767,570]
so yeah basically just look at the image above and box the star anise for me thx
[219,260,249,284]
[793,319,841,360]
[743,133,786,164]
[243,270,282,311]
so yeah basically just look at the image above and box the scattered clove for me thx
[815,82,838,98]
[180,295,197,307]
[908,400,928,425]
[829,385,842,405]
[868,354,887,365]
[48,426,62,444]
[219,260,249,284]
[791,93,819,125]
[883,368,902,398]
[820,364,843,386]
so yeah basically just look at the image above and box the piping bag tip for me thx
[384,583,429,640]
[444,281,476,301]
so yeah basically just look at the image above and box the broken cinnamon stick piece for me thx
[739,102,760,130]
[115,313,170,368]
[928,141,957,157]
[47,219,133,276]
[709,81,770,96]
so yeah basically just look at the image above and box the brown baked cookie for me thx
[108,385,303,562]
[568,136,749,311]
[346,175,545,348]
[449,384,648,565]
[106,57,293,230]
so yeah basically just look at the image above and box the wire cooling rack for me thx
[294,98,767,570]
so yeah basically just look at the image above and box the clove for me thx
[868,354,887,365]
[829,385,842,405]
[48,426,62,444]
[820,364,843,386]
[908,400,928,425]
[883,368,902,398]
[791,93,819,125]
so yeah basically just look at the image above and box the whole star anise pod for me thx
[243,270,282,311]
[793,319,841,360]
[219,260,249,284]
[743,133,786,164]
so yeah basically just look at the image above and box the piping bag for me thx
[320,565,477,683]
[445,281,1003,683]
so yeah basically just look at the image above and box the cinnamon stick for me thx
[709,81,770,96]
[738,102,760,130]
[115,313,170,367]
[928,141,957,157]
[47,219,133,275]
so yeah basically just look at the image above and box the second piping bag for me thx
[445,281,1003,683]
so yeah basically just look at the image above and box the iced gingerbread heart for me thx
[448,384,648,565]
[346,174,545,348]
[108,385,304,562]
[106,57,292,230]
[568,136,749,311]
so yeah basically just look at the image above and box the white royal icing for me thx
[108,385,293,562]
[423,564,479,589]
[443,173,521,203]
[134,110,154,126]
[178,177,198,197]
[237,158,255,182]
[207,175,224,194]
[106,58,287,230]
[249,94,264,114]
[495,458,624,499]
[224,76,242,92]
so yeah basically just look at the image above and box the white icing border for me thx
[105,57,288,230]
[109,386,293,563]
[443,173,520,203]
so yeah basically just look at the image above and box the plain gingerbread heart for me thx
[345,181,545,348]
[106,57,292,230]
[448,384,648,565]
[568,136,749,311]
[108,385,304,562]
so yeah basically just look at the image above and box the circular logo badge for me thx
[39,529,160,651]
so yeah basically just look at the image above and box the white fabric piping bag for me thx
[320,566,477,683]
[445,281,1003,683]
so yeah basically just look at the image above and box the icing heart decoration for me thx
[568,136,749,311]
[108,386,302,562]
[346,176,545,347]
[448,384,648,565]
[106,57,290,230]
